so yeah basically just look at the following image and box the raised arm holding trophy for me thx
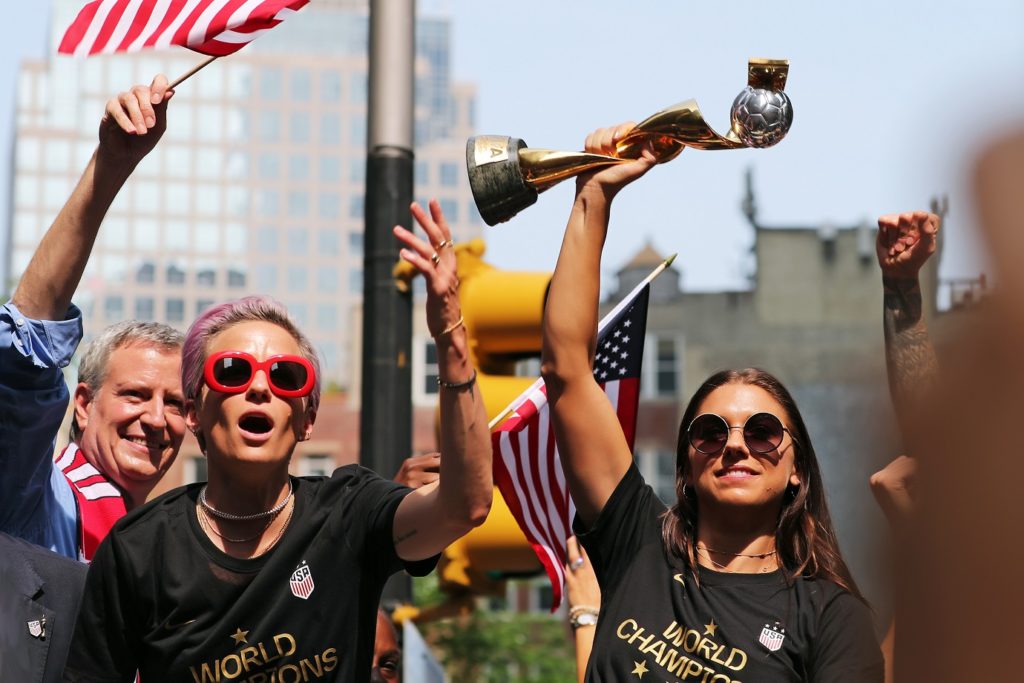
[467,58,793,225]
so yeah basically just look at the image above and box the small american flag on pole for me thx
[58,0,309,57]
[491,258,671,610]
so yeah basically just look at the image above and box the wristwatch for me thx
[570,610,599,629]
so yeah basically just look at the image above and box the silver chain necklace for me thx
[199,481,293,521]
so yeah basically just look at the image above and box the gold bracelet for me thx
[435,315,465,338]
[437,369,477,391]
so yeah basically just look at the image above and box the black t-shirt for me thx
[575,464,883,683]
[63,465,437,683]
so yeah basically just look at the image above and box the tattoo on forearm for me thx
[394,528,418,546]
[882,278,939,420]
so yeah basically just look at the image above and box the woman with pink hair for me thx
[64,202,492,683]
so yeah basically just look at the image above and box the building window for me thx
[289,112,310,144]
[439,198,458,223]
[290,69,311,101]
[348,195,363,219]
[348,158,364,183]
[642,335,681,398]
[321,72,342,101]
[255,265,277,291]
[414,160,429,185]
[196,269,216,288]
[316,303,336,331]
[318,230,339,255]
[289,155,310,181]
[104,295,123,320]
[196,299,214,316]
[287,227,309,254]
[318,193,340,220]
[348,270,362,294]
[166,263,186,285]
[348,232,363,258]
[320,113,341,146]
[259,152,279,180]
[317,267,338,292]
[655,337,679,396]
[299,454,332,477]
[135,262,155,284]
[135,297,155,321]
[320,156,341,182]
[287,266,308,292]
[260,68,282,100]
[350,73,367,105]
[440,162,459,187]
[349,117,366,147]
[227,269,246,288]
[259,110,280,141]
[288,191,309,218]
[166,298,185,323]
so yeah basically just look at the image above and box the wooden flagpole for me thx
[170,55,218,89]
[486,253,678,431]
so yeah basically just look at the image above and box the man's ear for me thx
[73,383,93,435]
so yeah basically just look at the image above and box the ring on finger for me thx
[570,557,585,571]
[430,252,441,266]
[436,239,454,250]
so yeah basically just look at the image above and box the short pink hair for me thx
[181,296,322,414]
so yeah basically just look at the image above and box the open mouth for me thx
[124,436,167,450]
[716,466,759,478]
[239,414,273,435]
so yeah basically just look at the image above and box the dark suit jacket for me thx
[0,532,87,683]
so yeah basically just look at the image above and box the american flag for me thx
[58,0,309,57]
[491,277,653,610]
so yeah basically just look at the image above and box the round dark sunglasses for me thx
[204,351,315,398]
[687,412,791,455]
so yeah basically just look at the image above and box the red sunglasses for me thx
[204,351,316,398]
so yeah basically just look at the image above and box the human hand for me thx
[564,536,601,613]
[393,452,441,489]
[869,455,917,527]
[98,74,173,169]
[876,211,939,281]
[393,200,461,339]
[575,122,657,201]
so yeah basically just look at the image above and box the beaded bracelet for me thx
[437,369,477,391]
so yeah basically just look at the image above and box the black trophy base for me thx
[466,136,538,226]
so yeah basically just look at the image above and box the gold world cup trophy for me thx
[467,59,793,226]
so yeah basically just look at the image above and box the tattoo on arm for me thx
[393,528,418,546]
[882,277,939,428]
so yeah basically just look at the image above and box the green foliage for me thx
[419,608,575,683]
[411,576,576,681]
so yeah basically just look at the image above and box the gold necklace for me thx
[699,544,778,559]
[197,504,274,543]
[197,498,294,559]
[697,547,777,573]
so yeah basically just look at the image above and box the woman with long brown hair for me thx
[541,124,883,682]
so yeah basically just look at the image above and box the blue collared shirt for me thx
[0,302,83,558]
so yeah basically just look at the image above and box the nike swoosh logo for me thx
[163,618,197,631]
[673,574,685,586]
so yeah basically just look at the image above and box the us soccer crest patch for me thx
[759,622,786,652]
[289,561,315,600]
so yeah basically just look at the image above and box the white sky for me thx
[3,1,1024,292]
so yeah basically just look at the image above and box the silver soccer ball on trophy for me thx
[730,85,793,148]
